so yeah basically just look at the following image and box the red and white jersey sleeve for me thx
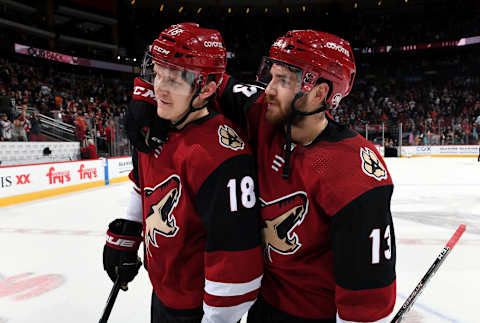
[123,150,142,223]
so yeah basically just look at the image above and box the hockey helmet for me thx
[256,30,356,109]
[142,22,226,94]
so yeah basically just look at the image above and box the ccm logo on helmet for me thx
[134,86,155,99]
[325,42,350,57]
[204,41,223,48]
[153,45,170,56]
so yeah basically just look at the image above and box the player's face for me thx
[153,63,194,123]
[264,64,300,125]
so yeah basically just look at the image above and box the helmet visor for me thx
[144,54,198,96]
[256,57,303,93]
[140,49,155,84]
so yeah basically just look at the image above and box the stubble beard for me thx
[265,99,290,127]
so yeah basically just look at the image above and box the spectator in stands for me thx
[105,119,115,156]
[74,118,86,142]
[76,112,87,133]
[95,115,106,152]
[17,108,31,138]
[0,112,12,141]
[29,111,41,141]
[80,138,98,159]
[85,111,94,137]
[12,119,27,141]
[0,95,10,116]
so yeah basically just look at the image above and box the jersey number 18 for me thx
[227,176,256,212]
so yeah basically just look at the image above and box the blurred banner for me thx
[14,43,134,73]
[357,34,480,54]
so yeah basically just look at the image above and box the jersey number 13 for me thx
[369,225,392,264]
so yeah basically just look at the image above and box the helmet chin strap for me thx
[282,93,330,179]
[171,86,209,129]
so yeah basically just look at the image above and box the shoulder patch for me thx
[360,147,387,181]
[218,124,245,151]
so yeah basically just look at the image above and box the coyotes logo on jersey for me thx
[260,192,309,262]
[360,147,387,181]
[144,174,181,257]
[218,124,244,151]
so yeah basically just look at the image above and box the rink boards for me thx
[0,157,132,207]
[1,145,478,207]
[400,145,479,157]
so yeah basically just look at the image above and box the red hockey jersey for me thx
[135,111,264,322]
[216,75,396,322]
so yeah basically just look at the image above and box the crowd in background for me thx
[0,107,41,141]
[1,50,480,150]
[336,74,480,145]
[0,56,131,156]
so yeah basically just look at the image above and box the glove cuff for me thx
[106,230,142,251]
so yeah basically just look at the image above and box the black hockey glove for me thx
[103,219,143,290]
[126,77,169,153]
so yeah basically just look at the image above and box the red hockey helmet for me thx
[143,22,226,90]
[257,30,356,108]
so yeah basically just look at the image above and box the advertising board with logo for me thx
[107,157,133,183]
[401,145,479,157]
[0,160,104,202]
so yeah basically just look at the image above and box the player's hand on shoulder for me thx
[126,77,169,153]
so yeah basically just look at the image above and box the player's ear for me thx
[198,81,217,100]
[310,82,329,106]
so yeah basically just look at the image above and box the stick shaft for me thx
[99,278,121,323]
[390,224,466,323]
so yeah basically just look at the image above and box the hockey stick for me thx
[99,277,122,323]
[99,259,141,323]
[390,224,466,323]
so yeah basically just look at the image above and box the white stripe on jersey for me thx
[202,300,255,323]
[336,312,391,323]
[272,160,283,167]
[204,275,262,297]
[132,181,141,194]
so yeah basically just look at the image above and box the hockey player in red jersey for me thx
[102,23,263,323]
[213,30,396,322]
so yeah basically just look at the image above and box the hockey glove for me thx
[126,77,169,153]
[103,219,143,290]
